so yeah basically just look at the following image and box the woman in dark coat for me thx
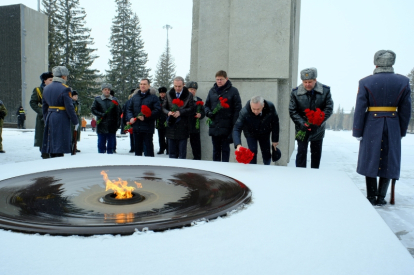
[353,50,412,205]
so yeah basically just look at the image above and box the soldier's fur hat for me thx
[40,72,53,82]
[101,83,112,90]
[158,87,167,93]
[186,81,198,90]
[374,50,396,67]
[52,66,69,77]
[300,68,317,80]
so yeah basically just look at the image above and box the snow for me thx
[0,128,413,274]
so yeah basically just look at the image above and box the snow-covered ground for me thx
[0,128,413,274]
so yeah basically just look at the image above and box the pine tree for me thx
[154,42,176,89]
[107,0,150,104]
[185,72,190,83]
[407,68,414,132]
[348,106,355,130]
[57,0,100,116]
[42,0,62,70]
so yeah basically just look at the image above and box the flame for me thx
[101,171,142,199]
[104,213,135,224]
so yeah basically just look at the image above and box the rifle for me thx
[390,179,396,205]
[71,128,78,155]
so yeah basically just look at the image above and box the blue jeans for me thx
[97,133,116,154]
[212,135,230,162]
[168,138,187,159]
[246,135,271,165]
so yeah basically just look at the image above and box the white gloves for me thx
[74,124,80,130]
[355,137,362,141]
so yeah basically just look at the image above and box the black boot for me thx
[376,178,391,206]
[365,177,378,205]
[157,149,164,155]
[41,153,50,159]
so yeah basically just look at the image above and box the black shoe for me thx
[0,150,5,153]
[365,177,378,205]
[41,153,50,159]
[76,149,81,153]
[129,150,135,153]
[376,178,391,206]
[113,150,117,153]
[157,150,164,155]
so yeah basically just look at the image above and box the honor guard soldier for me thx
[289,67,334,169]
[30,72,53,158]
[42,66,79,158]
[353,50,412,206]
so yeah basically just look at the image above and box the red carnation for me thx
[139,105,152,117]
[196,101,204,106]
[206,97,230,125]
[172,98,184,108]
[235,147,255,164]
[296,108,326,141]
[111,100,119,106]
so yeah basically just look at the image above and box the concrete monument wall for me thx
[189,0,301,165]
[0,4,48,129]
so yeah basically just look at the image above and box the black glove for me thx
[206,112,215,118]
[309,124,318,134]
[0,111,5,119]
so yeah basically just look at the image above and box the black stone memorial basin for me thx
[0,166,251,236]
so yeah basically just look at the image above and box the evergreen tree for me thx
[185,72,190,83]
[107,0,150,104]
[154,42,176,89]
[42,0,62,70]
[57,0,100,116]
[407,68,414,132]
[348,106,355,130]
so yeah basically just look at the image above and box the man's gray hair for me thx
[173,76,185,84]
[250,95,264,105]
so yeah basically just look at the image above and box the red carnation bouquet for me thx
[235,147,255,164]
[124,105,152,132]
[296,108,325,141]
[165,98,184,127]
[206,97,230,125]
[97,100,119,124]
[195,100,204,129]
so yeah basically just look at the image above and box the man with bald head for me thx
[353,50,412,206]
[289,67,334,169]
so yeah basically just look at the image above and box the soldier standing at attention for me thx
[353,50,412,206]
[42,66,79,158]
[30,71,53,158]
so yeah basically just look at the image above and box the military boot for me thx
[41,153,50,159]
[365,177,378,205]
[376,177,391,206]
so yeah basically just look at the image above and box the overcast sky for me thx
[3,0,414,112]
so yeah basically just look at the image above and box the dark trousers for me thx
[190,132,201,160]
[168,138,187,159]
[296,139,323,168]
[82,127,86,131]
[97,133,116,154]
[212,135,230,162]
[158,128,167,152]
[246,135,271,165]
[134,132,154,157]
[129,133,135,152]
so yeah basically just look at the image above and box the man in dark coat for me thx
[233,96,279,165]
[162,76,195,159]
[122,89,136,153]
[289,67,334,169]
[91,83,121,154]
[187,81,205,160]
[0,99,7,153]
[16,106,26,129]
[70,90,81,152]
[42,66,79,157]
[353,50,412,206]
[205,70,242,162]
[30,72,53,158]
[127,79,161,157]
[156,87,168,154]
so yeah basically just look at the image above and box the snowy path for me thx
[1,128,414,257]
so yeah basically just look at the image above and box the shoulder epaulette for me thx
[62,83,69,88]
[292,87,298,91]
[322,84,330,89]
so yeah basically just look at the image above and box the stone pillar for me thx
[189,0,300,165]
[0,4,48,128]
